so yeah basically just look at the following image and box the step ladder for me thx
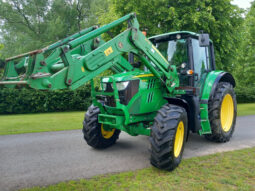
[199,100,211,135]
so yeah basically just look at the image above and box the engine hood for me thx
[101,70,155,83]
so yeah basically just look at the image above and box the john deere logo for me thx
[104,47,113,56]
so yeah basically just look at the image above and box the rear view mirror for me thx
[199,34,210,47]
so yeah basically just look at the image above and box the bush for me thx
[0,85,91,114]
[235,86,255,103]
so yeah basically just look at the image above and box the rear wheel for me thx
[205,82,237,142]
[150,104,188,171]
[82,105,120,149]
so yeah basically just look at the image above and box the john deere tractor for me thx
[0,13,236,171]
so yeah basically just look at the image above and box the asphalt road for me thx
[1,115,255,191]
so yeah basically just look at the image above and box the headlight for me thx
[116,81,129,90]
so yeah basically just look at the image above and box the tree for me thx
[0,0,100,58]
[0,43,4,78]
[0,0,50,57]
[99,0,243,71]
[234,1,255,87]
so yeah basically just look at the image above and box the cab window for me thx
[192,39,211,86]
[156,39,189,86]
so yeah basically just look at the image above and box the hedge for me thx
[0,84,254,114]
[235,86,255,104]
[0,85,92,114]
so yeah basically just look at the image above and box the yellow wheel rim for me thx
[220,94,234,132]
[174,121,185,158]
[101,124,115,139]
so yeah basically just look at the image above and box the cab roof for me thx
[149,31,213,43]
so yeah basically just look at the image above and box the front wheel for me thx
[150,104,188,171]
[205,82,237,142]
[82,105,120,149]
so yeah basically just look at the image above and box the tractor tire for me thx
[150,104,188,171]
[205,82,237,142]
[82,105,120,149]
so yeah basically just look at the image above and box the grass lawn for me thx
[22,147,255,191]
[0,103,254,135]
[0,111,84,135]
[237,103,255,116]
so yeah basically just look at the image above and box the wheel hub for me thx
[174,121,184,157]
[220,94,234,132]
[101,124,115,139]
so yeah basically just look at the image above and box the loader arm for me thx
[0,13,179,94]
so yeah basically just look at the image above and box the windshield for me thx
[156,39,188,68]
[156,38,189,86]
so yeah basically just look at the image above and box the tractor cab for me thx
[149,31,216,133]
[149,31,215,91]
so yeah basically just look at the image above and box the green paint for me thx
[201,70,223,100]
[199,71,224,134]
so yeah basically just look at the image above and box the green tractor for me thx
[0,13,236,171]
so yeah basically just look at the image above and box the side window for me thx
[192,39,210,86]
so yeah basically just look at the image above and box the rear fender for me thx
[210,72,235,99]
[201,71,236,101]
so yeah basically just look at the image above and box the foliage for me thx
[233,1,255,88]
[0,44,4,78]
[0,85,91,114]
[235,86,255,103]
[0,59,4,69]
[99,0,244,71]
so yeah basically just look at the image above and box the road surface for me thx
[0,115,255,191]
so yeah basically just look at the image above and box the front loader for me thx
[0,13,237,171]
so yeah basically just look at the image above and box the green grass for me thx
[22,147,255,191]
[0,112,84,135]
[237,103,255,116]
[0,103,254,135]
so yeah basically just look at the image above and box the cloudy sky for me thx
[232,0,253,9]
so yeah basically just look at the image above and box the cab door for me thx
[191,38,212,89]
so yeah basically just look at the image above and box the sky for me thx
[232,0,253,9]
